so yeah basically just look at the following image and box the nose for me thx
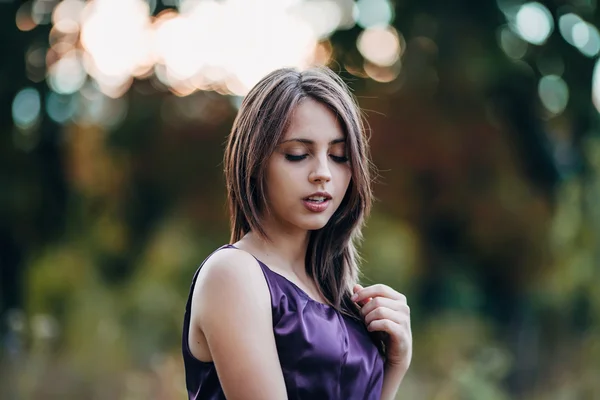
[309,155,332,184]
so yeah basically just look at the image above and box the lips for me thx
[305,196,328,202]
[302,192,332,213]
[303,192,332,202]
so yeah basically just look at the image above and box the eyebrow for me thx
[279,138,346,145]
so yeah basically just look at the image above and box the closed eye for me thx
[285,154,308,162]
[330,155,349,163]
[284,154,348,163]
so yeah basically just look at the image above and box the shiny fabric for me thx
[182,245,384,399]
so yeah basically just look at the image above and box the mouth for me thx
[302,192,332,213]
[304,196,328,203]
[303,192,332,203]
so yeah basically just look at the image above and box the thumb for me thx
[353,284,363,294]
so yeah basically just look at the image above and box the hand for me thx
[352,284,412,370]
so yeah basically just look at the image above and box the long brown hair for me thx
[224,67,381,351]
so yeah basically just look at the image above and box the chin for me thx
[298,215,333,231]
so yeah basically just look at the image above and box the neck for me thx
[240,220,310,275]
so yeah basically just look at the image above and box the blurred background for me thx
[1,0,600,398]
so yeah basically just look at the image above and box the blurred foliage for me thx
[2,0,600,399]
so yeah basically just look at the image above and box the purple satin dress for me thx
[182,245,384,399]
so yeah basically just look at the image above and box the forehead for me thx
[281,98,344,142]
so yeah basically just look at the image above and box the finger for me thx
[364,307,406,326]
[367,319,402,335]
[352,284,405,303]
[360,296,407,317]
[353,284,372,306]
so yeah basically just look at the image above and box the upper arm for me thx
[190,248,287,400]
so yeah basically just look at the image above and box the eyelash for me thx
[285,154,349,163]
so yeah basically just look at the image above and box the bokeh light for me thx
[46,92,78,124]
[80,0,153,93]
[23,0,397,102]
[48,51,87,94]
[52,0,86,33]
[591,58,600,113]
[26,45,47,83]
[558,13,583,46]
[363,61,400,83]
[16,2,37,32]
[12,87,42,130]
[294,0,343,39]
[559,13,600,57]
[332,0,356,30]
[354,0,394,29]
[538,75,569,115]
[357,26,402,67]
[498,25,528,59]
[571,20,600,57]
[32,0,57,25]
[42,0,362,98]
[513,2,553,45]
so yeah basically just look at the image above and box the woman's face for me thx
[263,98,352,234]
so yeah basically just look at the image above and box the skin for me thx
[189,98,412,399]
[353,284,413,399]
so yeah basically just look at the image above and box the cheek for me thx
[335,165,352,190]
[273,164,300,185]
[265,161,300,199]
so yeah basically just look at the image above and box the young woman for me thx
[182,67,412,399]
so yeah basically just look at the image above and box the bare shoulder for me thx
[198,247,262,279]
[189,247,286,399]
[192,247,271,318]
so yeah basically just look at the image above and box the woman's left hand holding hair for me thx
[352,283,412,396]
